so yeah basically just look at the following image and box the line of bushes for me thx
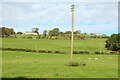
[1,48,90,54]
[73,51,118,55]
[0,47,66,54]
[73,51,90,54]
[109,51,119,54]
[94,51,119,55]
[0,48,118,55]
[95,51,104,54]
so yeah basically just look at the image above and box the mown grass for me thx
[2,51,118,78]
[2,38,109,53]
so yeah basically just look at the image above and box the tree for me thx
[52,28,60,38]
[43,30,47,37]
[74,30,81,34]
[10,28,15,34]
[48,28,60,39]
[105,33,120,51]
[48,30,53,39]
[64,31,71,34]
[32,28,40,38]
[0,27,15,37]
[17,32,23,34]
[59,31,64,38]
[0,28,1,37]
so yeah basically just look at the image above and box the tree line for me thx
[0,27,108,39]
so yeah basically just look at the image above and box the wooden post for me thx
[71,4,75,61]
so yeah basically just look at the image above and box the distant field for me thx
[2,51,118,78]
[2,38,109,53]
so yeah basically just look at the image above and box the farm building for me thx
[24,31,37,35]
[91,33,103,36]
[24,28,38,35]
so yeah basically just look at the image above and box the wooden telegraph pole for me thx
[71,4,75,61]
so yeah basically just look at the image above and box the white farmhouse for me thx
[91,33,103,36]
[24,31,37,35]
[94,33,103,36]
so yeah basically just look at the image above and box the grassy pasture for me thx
[1,38,118,78]
[2,38,109,53]
[2,51,118,78]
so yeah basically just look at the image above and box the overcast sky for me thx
[0,0,119,35]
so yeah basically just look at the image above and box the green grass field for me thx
[2,51,118,78]
[2,38,109,53]
[1,38,118,78]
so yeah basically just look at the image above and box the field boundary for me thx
[0,47,118,55]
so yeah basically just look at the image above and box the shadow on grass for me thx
[1,77,118,80]
[1,76,48,80]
